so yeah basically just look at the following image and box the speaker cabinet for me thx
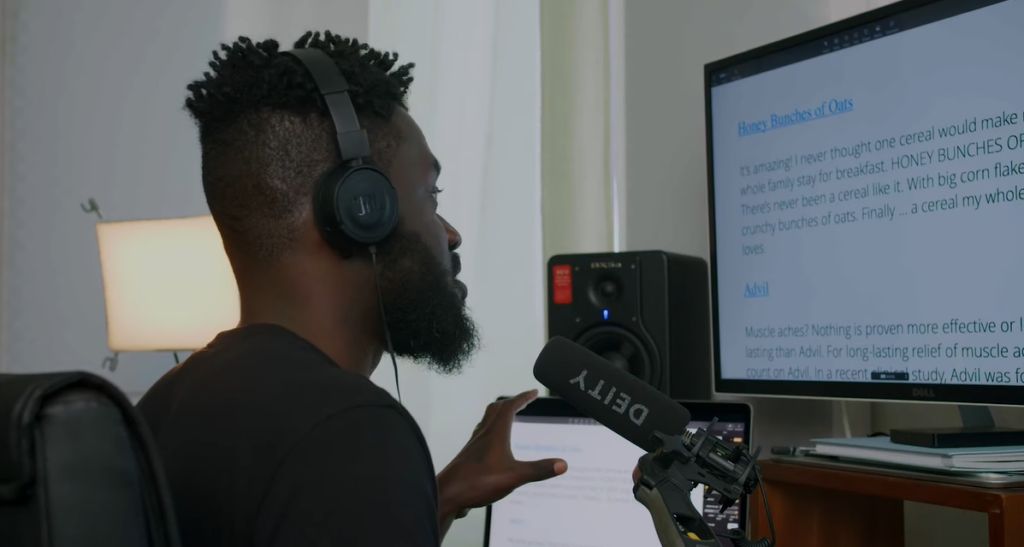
[547,251,711,400]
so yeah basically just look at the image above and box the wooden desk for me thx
[749,459,1024,547]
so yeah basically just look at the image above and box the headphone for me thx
[285,48,405,401]
[284,48,399,249]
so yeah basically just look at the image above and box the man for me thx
[138,31,566,546]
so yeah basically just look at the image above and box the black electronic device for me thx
[547,251,711,400]
[891,427,1024,448]
[704,0,1024,445]
[284,48,398,249]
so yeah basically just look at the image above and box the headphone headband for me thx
[285,48,370,164]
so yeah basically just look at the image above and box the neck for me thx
[234,256,384,377]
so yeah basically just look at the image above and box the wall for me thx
[222,0,368,46]
[620,1,1020,546]
[0,0,7,364]
[1,0,223,395]
[0,0,367,398]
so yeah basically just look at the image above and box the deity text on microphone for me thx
[569,369,650,426]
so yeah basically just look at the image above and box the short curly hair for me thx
[185,31,414,259]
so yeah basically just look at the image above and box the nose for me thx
[440,214,462,251]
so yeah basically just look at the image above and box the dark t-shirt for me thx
[137,324,439,547]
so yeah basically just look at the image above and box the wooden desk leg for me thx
[989,495,1024,547]
[750,481,903,547]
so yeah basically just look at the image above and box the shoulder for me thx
[137,323,416,477]
[254,405,440,547]
[141,323,400,420]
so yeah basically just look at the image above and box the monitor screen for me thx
[485,399,749,547]
[706,0,1024,404]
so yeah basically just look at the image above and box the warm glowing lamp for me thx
[96,215,240,352]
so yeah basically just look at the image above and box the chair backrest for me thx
[0,372,180,547]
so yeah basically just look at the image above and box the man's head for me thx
[185,31,477,372]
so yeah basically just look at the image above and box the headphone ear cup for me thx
[316,165,398,247]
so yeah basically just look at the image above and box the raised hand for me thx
[436,390,568,529]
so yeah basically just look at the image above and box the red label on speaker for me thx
[552,265,573,304]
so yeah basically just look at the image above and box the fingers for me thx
[516,458,568,484]
[494,390,540,435]
[482,390,536,420]
[483,390,539,425]
[475,390,538,433]
[502,390,540,423]
[507,389,540,413]
[473,390,544,442]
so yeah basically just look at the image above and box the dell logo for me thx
[569,369,649,425]
[912,387,936,399]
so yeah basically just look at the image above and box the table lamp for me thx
[96,215,240,355]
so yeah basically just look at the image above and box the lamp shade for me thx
[96,215,240,351]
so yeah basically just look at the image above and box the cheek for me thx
[399,201,435,235]
[401,208,449,257]
[429,216,451,256]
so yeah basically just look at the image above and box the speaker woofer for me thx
[575,326,658,385]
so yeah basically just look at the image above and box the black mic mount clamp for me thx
[632,420,773,547]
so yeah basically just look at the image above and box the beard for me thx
[374,229,479,374]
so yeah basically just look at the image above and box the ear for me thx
[321,230,357,259]
[302,209,357,259]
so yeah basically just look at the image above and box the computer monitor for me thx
[484,398,751,547]
[706,0,1024,405]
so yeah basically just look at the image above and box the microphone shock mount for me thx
[632,419,776,547]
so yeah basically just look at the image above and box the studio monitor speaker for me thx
[547,251,711,400]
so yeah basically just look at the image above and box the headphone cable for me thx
[369,245,402,403]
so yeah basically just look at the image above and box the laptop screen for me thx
[485,398,751,547]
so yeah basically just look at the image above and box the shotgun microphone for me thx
[533,336,691,451]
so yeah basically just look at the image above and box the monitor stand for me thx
[890,405,1024,448]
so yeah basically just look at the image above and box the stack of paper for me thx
[811,437,1024,472]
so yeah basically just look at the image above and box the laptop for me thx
[484,397,752,547]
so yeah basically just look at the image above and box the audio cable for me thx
[369,245,401,403]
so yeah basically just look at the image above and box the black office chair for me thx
[0,372,180,547]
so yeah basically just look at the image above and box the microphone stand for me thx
[632,425,773,547]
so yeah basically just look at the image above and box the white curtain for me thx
[368,2,544,545]
[539,0,623,259]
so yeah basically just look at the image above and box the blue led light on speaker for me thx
[602,309,610,321]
